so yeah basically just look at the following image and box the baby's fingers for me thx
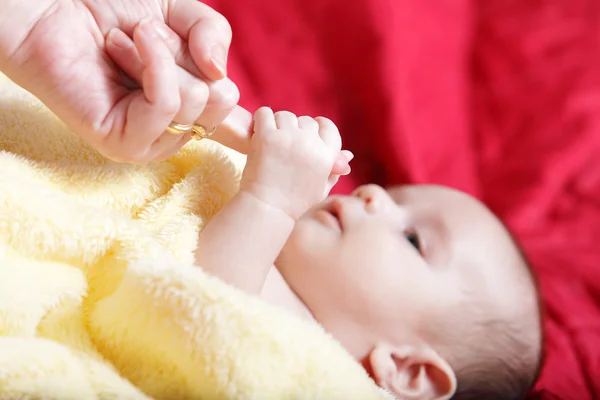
[341,150,354,162]
[316,116,348,175]
[325,173,344,197]
[253,107,276,133]
[325,151,353,196]
[315,117,342,151]
[332,150,354,176]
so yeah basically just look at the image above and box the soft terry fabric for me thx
[0,74,392,400]
[212,1,600,399]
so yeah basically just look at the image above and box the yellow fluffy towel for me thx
[0,74,392,400]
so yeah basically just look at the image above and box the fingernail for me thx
[139,17,169,40]
[106,28,132,49]
[344,151,355,162]
[210,44,227,78]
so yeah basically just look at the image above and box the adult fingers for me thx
[210,105,254,154]
[111,19,180,162]
[107,25,237,134]
[106,27,209,126]
[167,0,232,80]
[151,133,191,162]
[194,77,239,131]
[107,23,191,78]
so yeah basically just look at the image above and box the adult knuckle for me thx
[227,82,241,106]
[221,81,240,108]
[210,78,239,109]
[162,95,181,116]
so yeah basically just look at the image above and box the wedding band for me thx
[191,125,217,141]
[165,122,194,135]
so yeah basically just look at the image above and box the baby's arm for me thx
[195,107,348,295]
[195,191,294,294]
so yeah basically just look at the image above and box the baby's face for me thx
[277,184,524,359]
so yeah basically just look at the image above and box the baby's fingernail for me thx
[343,150,354,162]
[106,28,132,49]
[139,17,169,40]
[210,44,227,79]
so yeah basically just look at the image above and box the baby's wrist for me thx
[238,186,298,222]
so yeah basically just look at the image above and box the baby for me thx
[197,107,543,400]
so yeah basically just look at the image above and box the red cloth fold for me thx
[208,0,600,398]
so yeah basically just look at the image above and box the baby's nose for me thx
[352,184,390,213]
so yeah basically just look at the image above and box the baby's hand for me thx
[240,107,349,220]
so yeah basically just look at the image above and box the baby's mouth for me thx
[316,200,343,232]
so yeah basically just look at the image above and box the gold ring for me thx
[191,125,217,141]
[165,122,194,135]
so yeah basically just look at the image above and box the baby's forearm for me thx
[195,190,295,294]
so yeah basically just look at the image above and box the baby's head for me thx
[277,184,543,400]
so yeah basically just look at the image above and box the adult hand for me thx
[0,0,240,163]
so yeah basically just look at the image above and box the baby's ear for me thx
[368,344,457,400]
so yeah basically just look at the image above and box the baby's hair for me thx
[450,228,544,400]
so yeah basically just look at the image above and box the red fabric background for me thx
[206,0,600,398]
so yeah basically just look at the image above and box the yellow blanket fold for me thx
[0,74,391,400]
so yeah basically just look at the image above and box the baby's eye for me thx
[404,229,422,254]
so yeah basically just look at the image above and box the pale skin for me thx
[196,107,535,399]
[0,1,351,173]
[0,0,249,162]
[195,106,352,293]
[0,4,534,397]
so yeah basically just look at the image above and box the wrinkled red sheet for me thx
[207,0,600,398]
